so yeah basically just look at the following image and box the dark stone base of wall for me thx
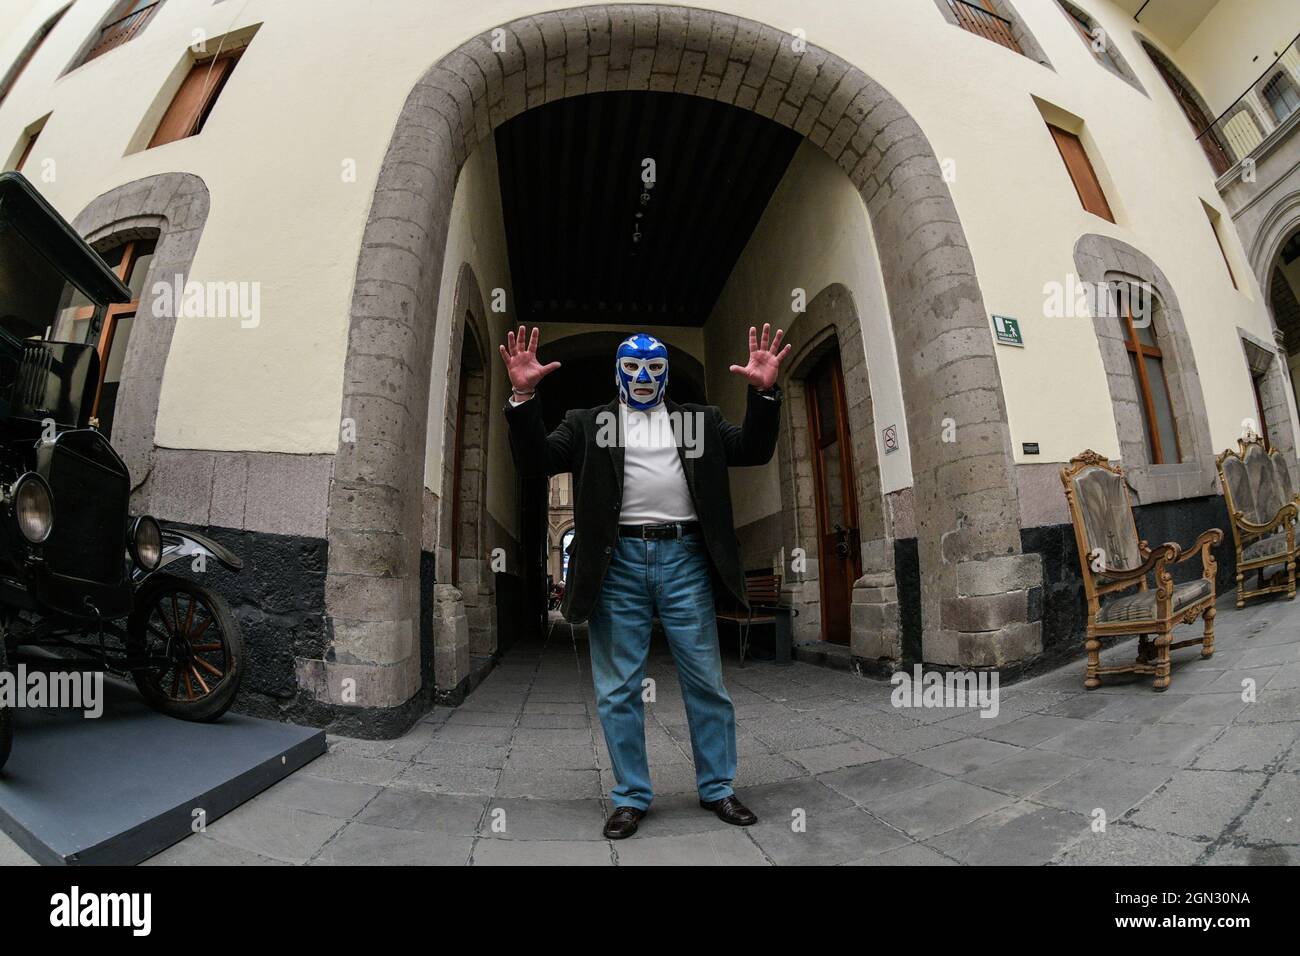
[162,524,426,738]
[894,537,923,665]
[419,550,436,692]
[433,654,498,706]
[161,528,532,739]
[164,523,331,720]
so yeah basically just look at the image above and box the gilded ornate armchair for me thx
[1215,437,1298,607]
[1061,451,1221,691]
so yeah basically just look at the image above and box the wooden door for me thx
[807,350,861,644]
[1151,56,1231,176]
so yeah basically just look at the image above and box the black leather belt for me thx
[619,521,700,540]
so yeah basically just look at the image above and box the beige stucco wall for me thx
[422,136,518,530]
[703,139,906,531]
[0,0,1290,478]
[1176,0,1299,114]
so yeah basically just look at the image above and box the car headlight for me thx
[131,515,162,570]
[13,473,53,544]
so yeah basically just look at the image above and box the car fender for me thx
[132,528,242,584]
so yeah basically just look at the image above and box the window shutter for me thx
[1048,124,1115,222]
[148,56,236,148]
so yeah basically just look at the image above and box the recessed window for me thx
[0,4,70,108]
[1047,123,1115,222]
[7,114,49,173]
[946,0,1024,54]
[1114,284,1180,464]
[75,0,163,68]
[1054,0,1143,93]
[1142,39,1232,176]
[1262,71,1300,125]
[148,52,242,148]
[1060,2,1114,68]
[60,237,156,436]
[1203,202,1237,290]
[12,128,41,172]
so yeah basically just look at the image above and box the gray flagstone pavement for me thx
[2,592,1296,865]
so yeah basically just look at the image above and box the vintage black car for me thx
[0,172,244,771]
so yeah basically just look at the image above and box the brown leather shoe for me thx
[700,794,757,826]
[603,806,646,839]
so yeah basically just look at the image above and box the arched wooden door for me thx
[806,349,862,644]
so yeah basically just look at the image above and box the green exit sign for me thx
[992,314,1023,347]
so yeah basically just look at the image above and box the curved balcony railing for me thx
[1199,32,1300,174]
[947,0,1023,55]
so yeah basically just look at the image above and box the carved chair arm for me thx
[1234,502,1297,537]
[1174,528,1223,581]
[1096,542,1179,586]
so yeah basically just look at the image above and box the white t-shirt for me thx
[617,402,698,525]
[508,395,698,524]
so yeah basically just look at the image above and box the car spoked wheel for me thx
[127,573,243,722]
[0,639,12,771]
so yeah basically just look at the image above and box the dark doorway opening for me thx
[493,90,801,631]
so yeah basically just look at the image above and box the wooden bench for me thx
[715,572,783,667]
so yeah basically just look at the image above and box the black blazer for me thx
[504,385,783,623]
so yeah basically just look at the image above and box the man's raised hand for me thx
[499,325,561,398]
[729,323,792,391]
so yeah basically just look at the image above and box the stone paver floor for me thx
[2,594,1298,865]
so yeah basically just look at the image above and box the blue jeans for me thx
[587,532,737,811]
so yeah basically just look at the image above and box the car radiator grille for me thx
[43,435,129,587]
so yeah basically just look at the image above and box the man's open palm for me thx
[729,324,791,390]
[499,325,561,393]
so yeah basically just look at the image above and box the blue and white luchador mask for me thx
[615,333,669,411]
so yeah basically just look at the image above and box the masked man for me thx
[501,324,790,839]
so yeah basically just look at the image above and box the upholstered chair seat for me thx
[1097,579,1213,623]
[1216,437,1298,607]
[1062,450,1220,691]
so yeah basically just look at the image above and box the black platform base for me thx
[0,675,325,865]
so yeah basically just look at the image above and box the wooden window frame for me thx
[946,0,1025,56]
[70,238,154,424]
[1047,124,1115,222]
[1117,290,1181,465]
[147,51,241,149]
[76,0,162,68]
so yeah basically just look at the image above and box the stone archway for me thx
[775,284,895,660]
[1247,190,1300,290]
[425,263,494,695]
[67,172,210,495]
[321,3,1041,719]
[1074,233,1217,499]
